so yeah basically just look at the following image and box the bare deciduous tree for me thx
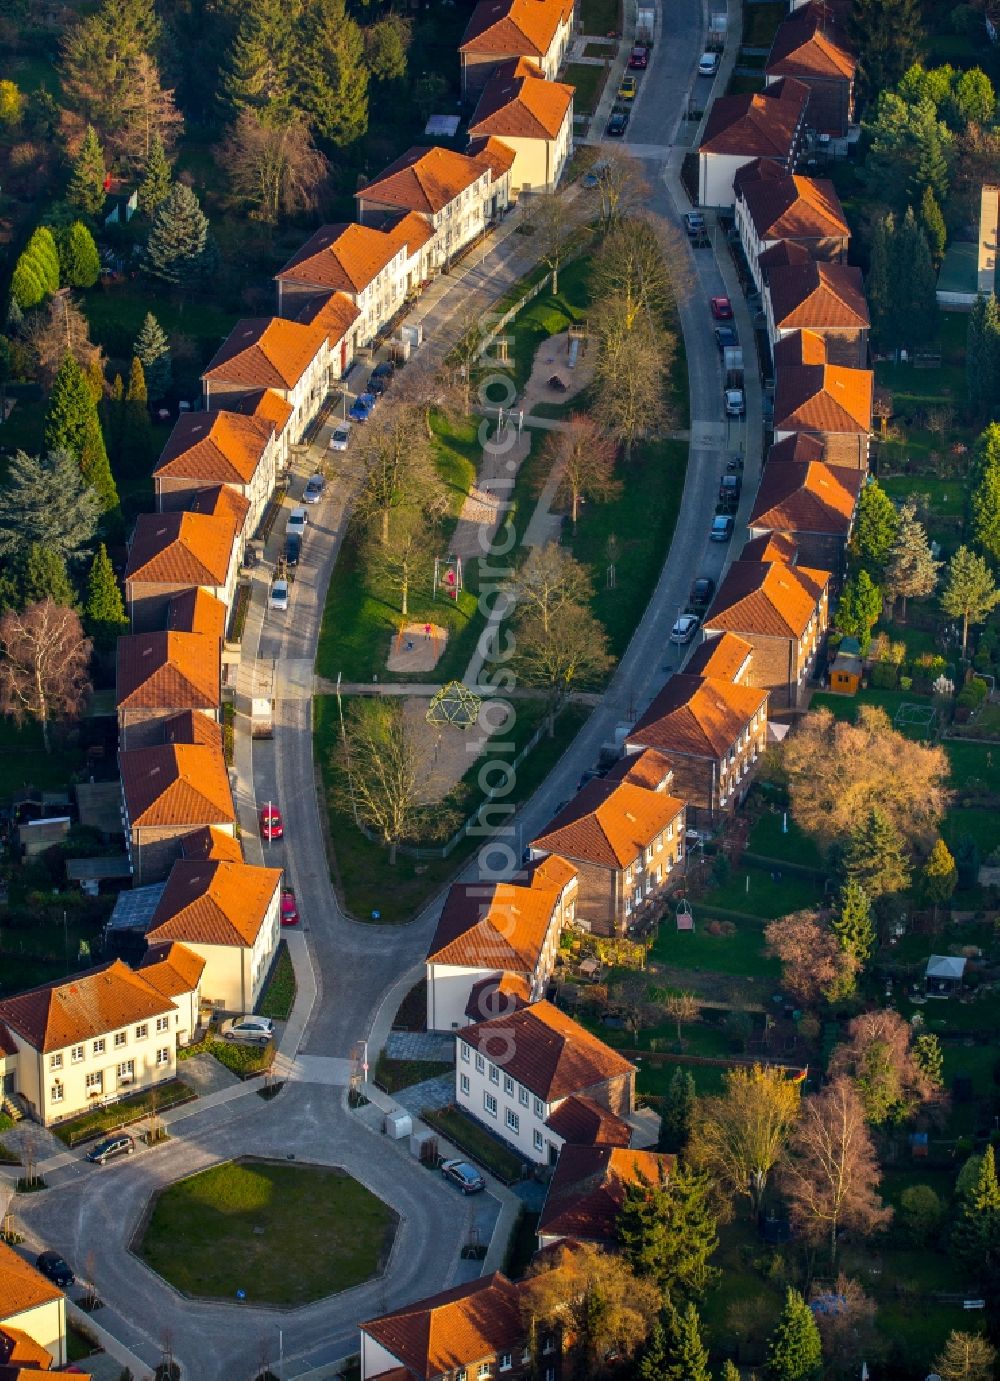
[934,1330,997,1381]
[809,1275,879,1378]
[780,1076,891,1265]
[367,508,433,617]
[688,1063,801,1218]
[828,1009,942,1127]
[443,309,485,414]
[663,991,699,1049]
[527,189,586,294]
[591,215,675,334]
[219,110,329,222]
[115,53,182,169]
[511,545,594,636]
[0,600,92,753]
[547,413,619,529]
[593,150,650,232]
[764,910,857,1006]
[353,406,446,546]
[24,290,103,389]
[514,600,614,721]
[591,321,670,458]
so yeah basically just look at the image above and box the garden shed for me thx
[925,954,966,996]
[828,637,862,695]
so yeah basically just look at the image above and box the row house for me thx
[116,630,220,750]
[167,586,228,642]
[626,674,769,823]
[735,159,850,292]
[771,336,873,470]
[356,144,513,272]
[536,1146,674,1250]
[145,859,282,1014]
[275,222,411,351]
[153,410,280,538]
[765,0,856,137]
[119,742,236,884]
[293,290,362,378]
[684,629,755,683]
[698,77,809,208]
[764,258,869,368]
[201,317,331,444]
[125,511,240,633]
[224,388,295,471]
[135,939,205,1046]
[0,1243,71,1369]
[180,823,243,864]
[0,959,191,1127]
[455,999,635,1166]
[459,0,574,96]
[529,748,685,936]
[186,482,251,552]
[748,455,862,573]
[703,550,831,708]
[425,855,578,1032]
[468,57,574,195]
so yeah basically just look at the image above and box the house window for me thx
[475,1053,485,1074]
[484,1092,497,1117]
[113,1031,127,1048]
[522,1347,531,1364]
[456,1372,467,1381]
[489,1063,499,1085]
[156,1016,169,1033]
[93,1039,105,1055]
[534,1097,544,1117]
[135,1024,148,1040]
[518,1086,529,1107]
[479,1366,492,1379]
[49,1053,63,1070]
[461,1044,470,1063]
[533,1129,544,1151]
[51,1082,64,1103]
[503,1074,514,1095]
[499,1355,512,1372]
[543,1336,555,1354]
[156,1047,171,1067]
[71,1045,84,1064]
[461,1074,470,1095]
[544,1369,556,1381]
[86,1071,103,1092]
[117,1060,135,1081]
[505,1109,519,1134]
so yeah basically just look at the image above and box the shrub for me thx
[957,677,988,710]
[870,661,899,689]
[899,1183,945,1245]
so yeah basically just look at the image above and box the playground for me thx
[386,621,449,673]
[402,691,502,805]
[522,327,595,410]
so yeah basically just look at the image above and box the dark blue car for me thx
[349,392,376,423]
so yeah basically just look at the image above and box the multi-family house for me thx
[626,675,769,823]
[1,1323,87,1377]
[144,860,282,1014]
[136,940,205,1046]
[292,290,362,377]
[426,856,577,1032]
[180,823,243,864]
[153,410,279,538]
[119,742,236,884]
[468,58,574,194]
[765,0,856,136]
[356,145,513,270]
[116,631,220,750]
[0,960,187,1126]
[0,1243,70,1368]
[529,749,685,935]
[764,259,869,367]
[771,338,873,470]
[748,457,862,574]
[124,511,240,633]
[201,318,331,443]
[167,586,228,642]
[459,0,574,96]
[455,1000,635,1166]
[222,388,295,471]
[684,630,756,683]
[536,1146,674,1249]
[185,483,251,554]
[697,78,809,208]
[735,159,849,292]
[275,223,411,349]
[703,555,832,708]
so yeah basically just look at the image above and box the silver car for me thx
[303,473,324,504]
[269,579,289,612]
[329,422,351,452]
[219,1015,274,1045]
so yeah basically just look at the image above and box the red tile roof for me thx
[700,78,808,158]
[362,1273,524,1378]
[202,318,327,391]
[749,459,862,534]
[705,560,831,639]
[137,939,206,996]
[740,531,799,564]
[773,329,828,368]
[0,960,173,1055]
[167,588,228,641]
[181,825,243,863]
[684,631,755,681]
[224,389,294,437]
[277,224,403,295]
[116,632,220,712]
[465,972,532,1022]
[736,161,848,240]
[0,1324,55,1369]
[0,1244,62,1320]
[544,1093,632,1147]
[460,0,572,58]
[466,134,517,179]
[470,60,574,140]
[773,362,873,433]
[360,146,493,215]
[294,290,362,348]
[629,675,769,760]
[758,238,814,273]
[537,1146,674,1244]
[459,1000,634,1101]
[602,746,675,792]
[154,412,273,486]
[160,710,222,751]
[767,1,855,80]
[428,867,572,971]
[126,512,236,588]
[767,261,869,330]
[186,483,251,535]
[383,210,436,257]
[146,860,282,948]
[120,743,235,828]
[767,432,826,465]
[0,1025,15,1057]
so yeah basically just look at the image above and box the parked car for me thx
[259,804,284,840]
[285,532,301,568]
[725,387,746,417]
[629,45,648,68]
[689,576,715,608]
[710,514,734,542]
[670,613,700,645]
[349,393,375,423]
[287,506,307,538]
[371,360,395,382]
[581,160,606,189]
[726,454,745,473]
[280,890,299,926]
[618,74,638,100]
[86,1133,135,1165]
[606,110,629,136]
[684,211,706,238]
[367,371,388,396]
[719,474,742,505]
[714,326,738,352]
[269,579,289,612]
[303,473,325,504]
[441,1159,486,1194]
[329,422,352,451]
[36,1252,74,1287]
[710,296,733,320]
[698,51,720,76]
[220,1015,274,1046]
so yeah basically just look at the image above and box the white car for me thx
[670,613,700,645]
[329,422,351,451]
[287,506,307,537]
[219,1015,274,1046]
[269,579,289,612]
[698,51,720,76]
[725,387,746,417]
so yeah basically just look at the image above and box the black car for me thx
[36,1251,74,1287]
[86,1132,135,1165]
[719,474,742,506]
[371,360,395,381]
[285,532,301,568]
[367,372,388,395]
[726,454,745,473]
[606,110,629,136]
[714,326,739,353]
[690,576,716,609]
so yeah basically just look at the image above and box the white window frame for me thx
[503,1073,514,1095]
[85,1071,103,1092]
[50,1082,64,1103]
[488,1063,499,1086]
[113,1030,127,1049]
[484,1091,497,1117]
[518,1085,529,1107]
[460,1073,470,1095]
[93,1038,105,1055]
[155,1016,169,1033]
[49,1053,63,1070]
[116,1060,135,1081]
[71,1045,84,1064]
[533,1129,544,1151]
[135,1024,148,1040]
[505,1108,519,1134]
[534,1096,544,1117]
[461,1043,470,1063]
[475,1053,485,1074]
[156,1047,171,1067]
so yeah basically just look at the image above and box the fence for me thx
[474,268,554,363]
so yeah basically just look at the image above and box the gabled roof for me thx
[161,711,222,752]
[137,939,207,996]
[186,483,251,535]
[537,1146,674,1244]
[126,512,235,588]
[202,318,327,391]
[460,0,572,58]
[119,743,235,828]
[277,223,403,295]
[602,746,675,793]
[741,531,799,564]
[758,238,813,274]
[362,1273,524,1378]
[774,328,828,368]
[146,860,282,949]
[428,866,573,971]
[469,59,574,140]
[465,972,532,1022]
[700,78,809,158]
[766,1,855,80]
[684,631,755,681]
[466,134,517,179]
[359,146,493,215]
[0,1244,62,1321]
[773,362,873,433]
[0,1025,15,1057]
[223,388,294,437]
[736,161,848,240]
[767,432,826,466]
[749,459,862,534]
[0,1325,55,1368]
[181,824,243,863]
[167,587,228,641]
[154,411,273,486]
[383,210,436,258]
[116,631,220,712]
[768,261,869,330]
[544,1093,632,1148]
[705,560,831,640]
[628,675,769,759]
[0,960,173,1055]
[459,1000,634,1102]
[294,290,362,347]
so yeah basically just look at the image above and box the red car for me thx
[628,45,648,69]
[260,804,284,841]
[280,891,299,926]
[710,296,733,320]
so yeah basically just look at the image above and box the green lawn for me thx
[652,918,779,978]
[942,806,1000,857]
[496,257,594,394]
[561,62,607,115]
[257,942,296,1020]
[946,741,1000,792]
[0,718,88,801]
[373,1055,453,1093]
[701,865,826,920]
[746,813,823,868]
[940,1042,998,1095]
[578,0,619,36]
[741,1,786,46]
[53,1080,195,1146]
[810,688,938,737]
[82,290,239,372]
[139,1159,396,1304]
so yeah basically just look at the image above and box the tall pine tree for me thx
[953,1144,1000,1284]
[144,183,209,285]
[921,185,946,268]
[659,1066,696,1152]
[664,1302,711,1381]
[867,214,892,350]
[44,353,118,511]
[222,0,294,123]
[765,1288,823,1381]
[851,0,924,103]
[121,357,151,475]
[844,806,911,900]
[967,292,1000,416]
[17,543,77,608]
[884,501,940,620]
[617,1164,719,1304]
[636,1320,669,1381]
[296,0,369,144]
[67,125,107,217]
[58,221,101,289]
[137,132,172,216]
[84,542,127,650]
[832,879,875,969]
[971,423,1000,563]
[133,312,171,399]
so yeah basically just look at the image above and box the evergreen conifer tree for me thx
[222,0,293,122]
[67,125,107,217]
[844,806,911,900]
[143,183,209,285]
[84,542,127,649]
[833,569,883,651]
[921,185,946,267]
[18,543,77,608]
[659,1067,696,1152]
[967,292,1000,416]
[121,357,151,474]
[137,132,172,215]
[58,221,101,288]
[971,423,1000,563]
[133,312,171,399]
[636,1320,669,1381]
[765,1288,823,1381]
[664,1302,711,1381]
[884,501,941,620]
[44,353,118,511]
